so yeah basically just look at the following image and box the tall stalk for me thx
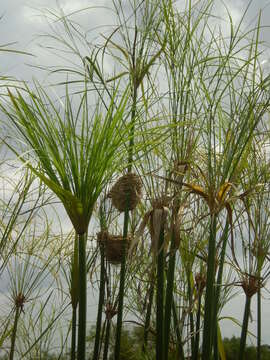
[103,319,111,360]
[70,308,77,360]
[93,201,107,360]
[193,291,202,360]
[164,214,181,360]
[77,233,87,360]
[202,214,217,359]
[9,306,21,360]
[156,221,165,360]
[257,287,261,360]
[114,82,137,359]
[70,235,79,360]
[93,242,105,360]
[164,239,176,360]
[187,272,195,358]
[213,220,229,360]
[239,295,251,360]
[172,299,185,360]
[114,215,129,360]
[142,276,155,353]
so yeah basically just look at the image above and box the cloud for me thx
[1,0,270,345]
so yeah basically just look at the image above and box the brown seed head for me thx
[15,292,26,311]
[241,276,261,298]
[108,173,142,212]
[195,273,206,294]
[97,231,131,265]
[105,303,118,320]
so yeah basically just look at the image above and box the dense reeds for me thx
[1,1,270,359]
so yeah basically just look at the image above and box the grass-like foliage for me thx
[3,84,131,235]
[1,1,270,360]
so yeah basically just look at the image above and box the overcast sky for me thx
[1,0,270,83]
[1,0,270,345]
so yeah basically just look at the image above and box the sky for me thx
[1,0,270,83]
[1,0,116,83]
[1,0,270,348]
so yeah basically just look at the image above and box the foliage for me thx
[1,1,270,360]
[223,337,270,360]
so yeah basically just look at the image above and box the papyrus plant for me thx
[0,168,52,358]
[154,3,270,358]
[2,82,131,360]
[231,151,270,360]
[6,239,54,360]
[89,1,165,357]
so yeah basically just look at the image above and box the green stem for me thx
[71,234,79,360]
[239,295,251,360]
[114,82,137,360]
[103,319,111,360]
[77,232,87,360]
[213,220,229,360]
[98,318,106,358]
[142,278,155,353]
[114,217,128,360]
[202,214,217,359]
[172,299,185,360]
[187,272,195,358]
[156,223,165,360]
[71,307,77,360]
[257,287,261,360]
[9,306,20,360]
[193,294,202,360]
[93,243,105,360]
[164,230,177,360]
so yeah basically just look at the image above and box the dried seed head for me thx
[149,206,169,254]
[108,173,142,212]
[15,292,26,312]
[97,231,131,265]
[195,273,206,294]
[105,303,118,320]
[241,276,261,298]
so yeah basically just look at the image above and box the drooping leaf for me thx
[217,323,226,360]
[217,182,232,204]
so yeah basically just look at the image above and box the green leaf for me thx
[27,165,87,234]
[217,323,226,360]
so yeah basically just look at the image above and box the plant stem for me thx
[114,83,137,360]
[142,277,155,353]
[156,221,165,360]
[239,295,251,360]
[193,293,202,360]
[71,307,77,360]
[257,287,261,360]
[172,299,185,360]
[71,234,79,360]
[202,214,217,359]
[114,216,129,360]
[213,220,229,360]
[164,229,177,360]
[103,319,111,360]
[93,243,105,360]
[9,306,20,360]
[77,232,87,360]
[187,272,195,358]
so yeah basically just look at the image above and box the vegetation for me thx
[0,0,270,359]
[2,331,270,360]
